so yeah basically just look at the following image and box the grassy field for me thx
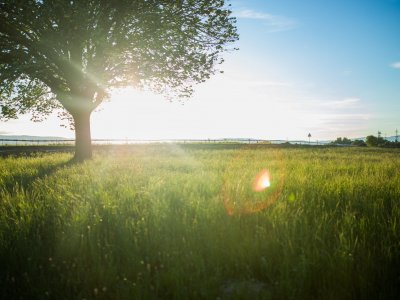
[0,144,399,299]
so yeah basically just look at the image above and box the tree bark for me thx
[73,110,92,161]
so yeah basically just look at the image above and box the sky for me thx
[1,0,400,141]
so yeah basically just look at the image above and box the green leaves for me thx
[0,76,60,121]
[1,0,238,119]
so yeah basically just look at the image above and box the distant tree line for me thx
[365,135,400,147]
[331,136,400,147]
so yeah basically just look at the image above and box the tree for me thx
[365,135,386,147]
[331,137,352,145]
[366,135,378,146]
[0,0,238,160]
[351,139,366,147]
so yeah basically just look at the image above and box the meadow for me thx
[0,144,399,299]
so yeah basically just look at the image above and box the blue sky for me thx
[230,0,400,138]
[1,0,400,140]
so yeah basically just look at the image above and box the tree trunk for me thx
[73,110,92,161]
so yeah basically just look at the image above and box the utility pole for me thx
[396,129,398,143]
[308,133,311,145]
[378,131,381,138]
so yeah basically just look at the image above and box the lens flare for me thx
[253,169,271,192]
[222,145,285,216]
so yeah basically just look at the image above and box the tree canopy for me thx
[331,137,352,145]
[0,0,238,160]
[366,135,384,147]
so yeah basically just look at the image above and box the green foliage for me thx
[0,0,238,119]
[331,137,352,145]
[351,139,366,147]
[0,76,61,121]
[1,145,400,299]
[366,135,380,146]
[365,135,398,147]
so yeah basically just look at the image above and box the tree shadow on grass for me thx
[2,156,79,195]
[0,156,83,299]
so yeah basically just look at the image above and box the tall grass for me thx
[0,145,399,299]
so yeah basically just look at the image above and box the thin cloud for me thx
[234,9,297,32]
[320,98,361,109]
[247,80,293,87]
[319,113,371,123]
[391,62,400,69]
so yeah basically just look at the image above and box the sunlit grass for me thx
[0,145,399,299]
